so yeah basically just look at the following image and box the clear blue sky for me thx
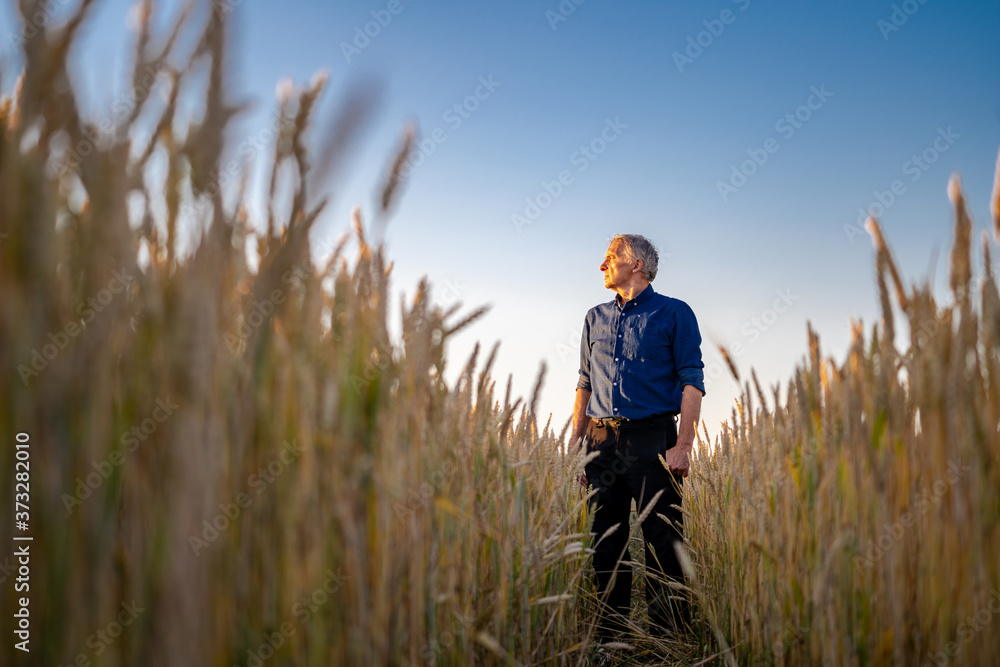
[4,0,999,438]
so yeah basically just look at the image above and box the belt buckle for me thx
[603,416,625,427]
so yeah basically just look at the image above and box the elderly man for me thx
[571,233,704,639]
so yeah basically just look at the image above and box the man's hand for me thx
[665,385,702,478]
[661,444,691,478]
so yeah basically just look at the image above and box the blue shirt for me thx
[577,285,705,419]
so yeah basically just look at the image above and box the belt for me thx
[591,412,676,428]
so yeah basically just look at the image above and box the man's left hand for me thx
[661,444,691,477]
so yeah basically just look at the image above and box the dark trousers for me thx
[584,414,688,635]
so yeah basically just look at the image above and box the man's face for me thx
[599,241,634,290]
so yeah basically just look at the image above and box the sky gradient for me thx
[3,0,999,438]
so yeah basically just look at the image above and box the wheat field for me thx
[684,174,1000,665]
[2,2,1000,666]
[0,3,601,665]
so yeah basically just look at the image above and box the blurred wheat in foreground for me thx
[0,3,594,666]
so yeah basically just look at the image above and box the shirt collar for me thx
[615,284,654,310]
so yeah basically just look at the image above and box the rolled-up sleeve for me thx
[672,302,706,396]
[577,314,592,391]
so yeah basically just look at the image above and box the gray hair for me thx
[610,234,659,282]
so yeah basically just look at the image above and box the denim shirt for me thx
[577,285,705,419]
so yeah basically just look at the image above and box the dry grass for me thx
[0,3,599,665]
[684,169,1000,665]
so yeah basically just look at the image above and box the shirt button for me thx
[613,382,617,386]
[618,334,622,338]
[613,408,618,412]
[614,357,619,361]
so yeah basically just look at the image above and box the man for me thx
[571,233,704,639]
